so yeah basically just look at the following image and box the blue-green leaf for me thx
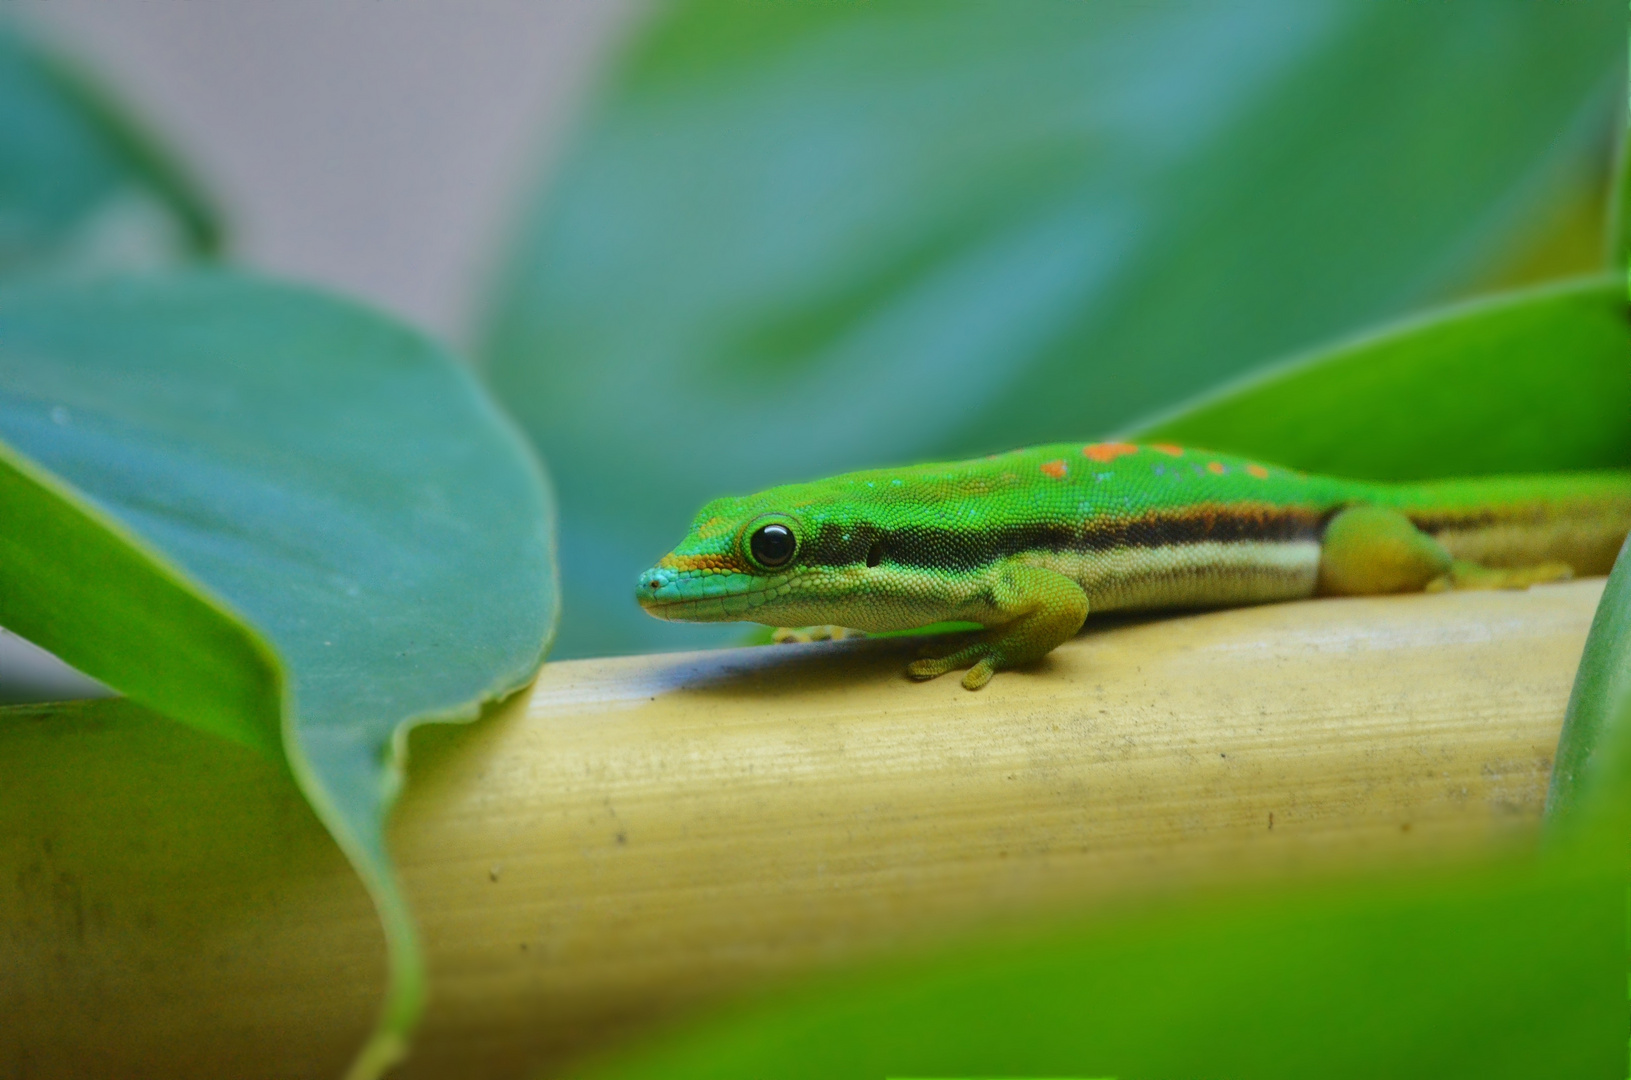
[0,22,219,278]
[0,271,557,1075]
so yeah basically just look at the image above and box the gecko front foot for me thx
[771,625,865,643]
[904,563,1089,690]
[906,632,1005,689]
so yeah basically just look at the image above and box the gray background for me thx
[24,0,639,341]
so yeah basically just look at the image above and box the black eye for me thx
[749,523,797,568]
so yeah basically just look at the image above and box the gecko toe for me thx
[961,658,997,690]
[907,638,999,685]
[906,657,954,680]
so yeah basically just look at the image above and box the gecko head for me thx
[637,474,920,629]
[637,490,820,623]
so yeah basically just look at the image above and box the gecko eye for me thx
[748,523,797,568]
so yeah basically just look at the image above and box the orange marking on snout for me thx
[1150,443,1184,457]
[1207,461,1226,475]
[1246,463,1269,479]
[1082,442,1138,462]
[1040,458,1068,478]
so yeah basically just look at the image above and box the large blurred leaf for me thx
[0,272,557,1077]
[0,21,219,278]
[571,855,1619,1080]
[482,0,1622,658]
[1129,277,1631,478]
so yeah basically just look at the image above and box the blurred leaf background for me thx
[482,0,1623,658]
[0,25,217,277]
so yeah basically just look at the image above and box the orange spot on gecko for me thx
[1040,458,1068,479]
[1207,461,1226,475]
[1246,463,1269,479]
[1082,442,1138,462]
[1150,443,1184,457]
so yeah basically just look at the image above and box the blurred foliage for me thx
[0,21,219,276]
[0,273,559,1073]
[1131,278,1631,478]
[572,856,1620,1080]
[1549,538,1631,829]
[482,0,1623,659]
[1614,96,1631,285]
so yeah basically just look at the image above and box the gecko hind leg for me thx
[905,564,1088,690]
[1317,505,1572,595]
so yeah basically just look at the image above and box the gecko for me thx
[637,442,1631,689]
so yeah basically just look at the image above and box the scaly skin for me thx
[638,442,1631,688]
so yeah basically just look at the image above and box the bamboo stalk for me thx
[1,581,1602,1079]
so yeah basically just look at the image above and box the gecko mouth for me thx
[636,565,777,622]
[638,591,738,621]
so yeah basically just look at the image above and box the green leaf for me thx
[1547,537,1631,829]
[1129,277,1631,478]
[0,271,557,1076]
[0,22,220,277]
[480,0,1622,658]
[570,856,1621,1080]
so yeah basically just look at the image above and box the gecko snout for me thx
[637,566,678,604]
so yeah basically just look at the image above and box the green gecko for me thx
[637,442,1631,689]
